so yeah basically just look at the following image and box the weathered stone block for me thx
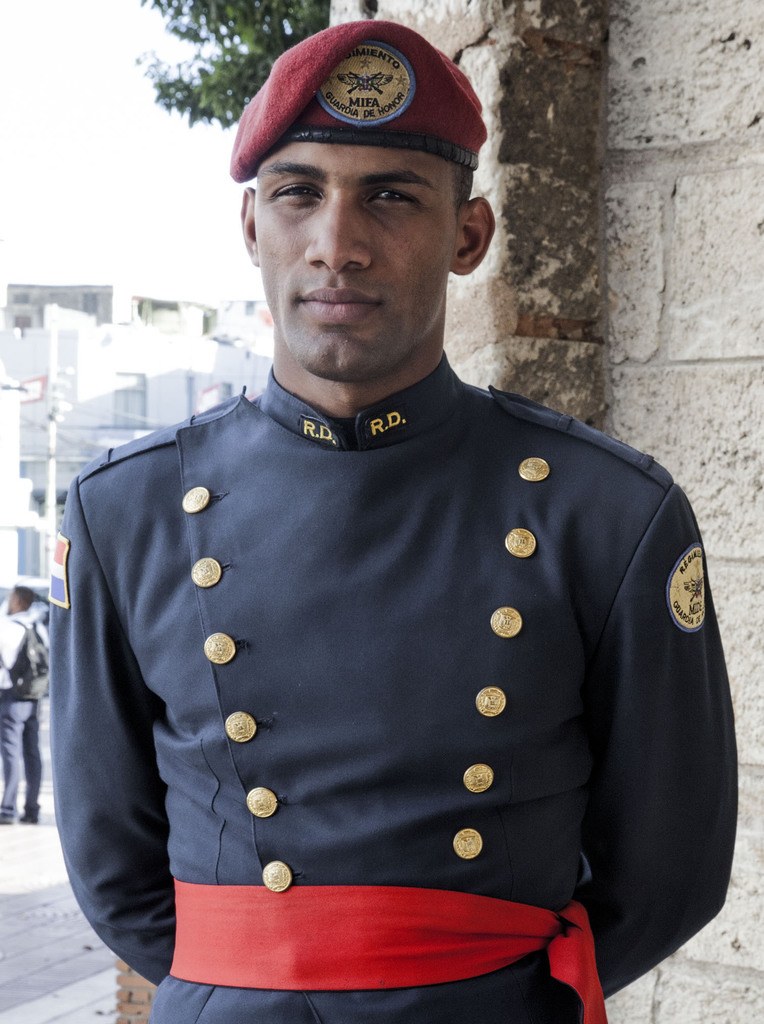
[447,333,605,426]
[668,167,764,360]
[332,0,494,54]
[499,38,603,191]
[606,184,664,364]
[681,809,763,971]
[711,564,764,766]
[446,266,518,370]
[499,1,606,322]
[514,0,608,47]
[608,364,764,561]
[502,165,601,321]
[609,0,764,150]
[653,961,764,1023]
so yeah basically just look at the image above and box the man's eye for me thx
[372,189,413,202]
[273,185,320,200]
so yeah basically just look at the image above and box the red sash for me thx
[171,881,606,1024]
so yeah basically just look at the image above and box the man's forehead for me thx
[257,141,450,186]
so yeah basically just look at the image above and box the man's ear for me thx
[241,187,259,267]
[450,196,496,277]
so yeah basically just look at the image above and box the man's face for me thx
[243,142,488,403]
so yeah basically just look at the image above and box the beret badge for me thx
[316,41,416,128]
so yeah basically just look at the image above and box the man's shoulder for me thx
[77,395,244,485]
[467,383,673,493]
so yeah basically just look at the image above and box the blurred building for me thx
[5,283,114,328]
[0,284,273,577]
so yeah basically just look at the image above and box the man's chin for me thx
[287,336,402,386]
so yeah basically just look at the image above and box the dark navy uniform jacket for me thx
[50,357,736,1024]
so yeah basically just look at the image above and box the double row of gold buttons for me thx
[185,456,548,884]
[452,456,548,863]
[183,485,292,892]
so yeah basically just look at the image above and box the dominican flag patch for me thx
[50,533,71,609]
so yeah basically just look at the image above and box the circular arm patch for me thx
[666,544,706,632]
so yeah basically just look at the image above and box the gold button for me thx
[225,712,257,743]
[463,764,495,793]
[246,787,278,818]
[490,607,523,638]
[476,687,507,717]
[453,828,483,860]
[203,632,236,665]
[182,486,211,513]
[191,557,223,588]
[262,861,293,892]
[505,528,537,559]
[518,457,550,482]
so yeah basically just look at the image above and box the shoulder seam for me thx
[78,394,244,483]
[589,483,679,659]
[79,437,178,483]
[488,386,672,489]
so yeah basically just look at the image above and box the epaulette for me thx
[78,394,243,483]
[488,387,673,490]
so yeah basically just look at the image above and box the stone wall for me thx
[333,1,763,1020]
[334,0,609,425]
[115,960,153,1022]
[605,1,764,1019]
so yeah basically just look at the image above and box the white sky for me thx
[0,0,264,306]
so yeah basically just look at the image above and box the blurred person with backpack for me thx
[0,585,49,824]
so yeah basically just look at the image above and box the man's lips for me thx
[299,288,382,324]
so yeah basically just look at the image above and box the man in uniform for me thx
[50,20,737,1024]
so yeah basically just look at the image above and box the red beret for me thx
[230,20,486,182]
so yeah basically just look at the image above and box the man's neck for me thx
[272,353,444,419]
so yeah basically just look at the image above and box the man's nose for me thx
[304,199,372,272]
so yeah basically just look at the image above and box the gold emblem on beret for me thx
[317,40,415,127]
[667,544,705,632]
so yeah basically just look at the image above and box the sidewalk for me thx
[0,700,116,1022]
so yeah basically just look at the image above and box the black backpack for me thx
[9,624,49,701]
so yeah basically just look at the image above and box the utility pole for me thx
[44,303,59,573]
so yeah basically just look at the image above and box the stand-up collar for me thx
[257,356,462,451]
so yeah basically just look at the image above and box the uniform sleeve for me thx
[578,483,737,996]
[49,476,175,984]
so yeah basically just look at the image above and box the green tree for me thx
[139,1,331,128]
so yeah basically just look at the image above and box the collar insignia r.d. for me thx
[363,407,408,443]
[666,543,705,632]
[300,415,339,447]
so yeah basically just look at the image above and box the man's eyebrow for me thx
[358,169,437,190]
[257,162,436,190]
[258,161,327,181]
